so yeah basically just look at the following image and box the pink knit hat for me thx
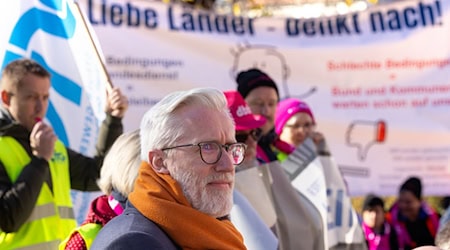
[224,90,266,131]
[275,98,315,135]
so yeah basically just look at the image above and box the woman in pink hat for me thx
[226,90,332,250]
[275,98,329,160]
[223,90,279,250]
[223,90,267,167]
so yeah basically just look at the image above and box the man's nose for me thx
[260,104,270,115]
[215,148,235,172]
[35,98,44,112]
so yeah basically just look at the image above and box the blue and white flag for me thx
[0,0,109,224]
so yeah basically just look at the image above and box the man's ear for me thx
[1,90,10,106]
[149,150,169,174]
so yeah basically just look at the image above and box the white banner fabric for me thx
[76,0,450,196]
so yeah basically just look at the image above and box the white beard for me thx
[171,167,234,218]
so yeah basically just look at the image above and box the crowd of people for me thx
[0,58,448,249]
[361,176,450,250]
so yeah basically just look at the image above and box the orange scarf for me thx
[128,161,246,250]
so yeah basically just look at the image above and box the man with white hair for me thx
[92,88,247,249]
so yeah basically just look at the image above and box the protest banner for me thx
[78,0,450,196]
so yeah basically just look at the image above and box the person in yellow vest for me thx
[59,130,141,250]
[0,58,128,249]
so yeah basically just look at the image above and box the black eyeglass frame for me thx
[161,141,247,165]
[235,128,263,143]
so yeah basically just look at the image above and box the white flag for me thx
[0,0,110,224]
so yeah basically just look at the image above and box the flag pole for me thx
[73,2,113,92]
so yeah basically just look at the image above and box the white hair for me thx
[140,87,232,161]
[97,129,141,196]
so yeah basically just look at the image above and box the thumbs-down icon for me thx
[346,120,386,161]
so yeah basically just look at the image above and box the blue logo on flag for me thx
[1,0,82,147]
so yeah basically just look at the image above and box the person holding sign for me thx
[0,58,128,249]
[225,90,326,250]
[273,96,367,248]
[224,90,278,250]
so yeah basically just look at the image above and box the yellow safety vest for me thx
[59,223,102,250]
[0,136,76,250]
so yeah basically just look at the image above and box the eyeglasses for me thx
[284,122,313,130]
[161,141,247,165]
[235,128,263,143]
[248,101,277,110]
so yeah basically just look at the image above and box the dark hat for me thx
[362,194,384,212]
[400,176,422,200]
[236,68,279,99]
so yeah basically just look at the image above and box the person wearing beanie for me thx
[236,68,280,163]
[361,194,399,250]
[274,98,329,161]
[225,90,325,250]
[389,176,440,249]
[223,90,279,250]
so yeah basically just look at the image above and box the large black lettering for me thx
[169,6,254,35]
[303,20,315,36]
[168,6,179,31]
[215,15,229,33]
[352,14,361,34]
[370,12,384,32]
[387,10,402,30]
[197,13,212,32]
[88,0,107,25]
[127,3,140,27]
[336,16,350,34]
[286,18,300,36]
[403,7,418,28]
[181,12,196,31]
[369,0,442,33]
[110,4,123,26]
[144,9,158,28]
[87,0,158,29]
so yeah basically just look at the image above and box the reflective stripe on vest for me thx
[0,136,76,249]
[59,223,102,250]
[24,204,74,223]
[25,203,56,223]
[59,206,75,220]
[15,240,60,250]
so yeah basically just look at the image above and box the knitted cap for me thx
[400,176,422,200]
[275,98,315,135]
[224,90,266,131]
[236,68,279,98]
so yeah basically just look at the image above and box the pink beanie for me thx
[275,98,315,135]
